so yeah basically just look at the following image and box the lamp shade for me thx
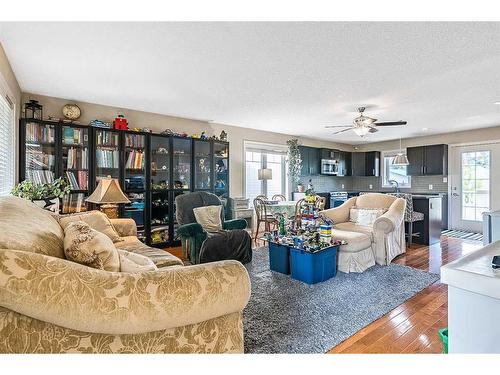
[392,153,409,166]
[86,177,130,204]
[258,168,272,180]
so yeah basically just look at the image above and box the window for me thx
[382,150,411,188]
[244,142,288,204]
[0,93,15,196]
[461,151,490,221]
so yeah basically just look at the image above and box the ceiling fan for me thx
[325,107,407,137]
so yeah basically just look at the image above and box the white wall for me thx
[22,93,354,197]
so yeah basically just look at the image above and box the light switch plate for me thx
[443,177,448,183]
[341,184,345,189]
[429,184,433,190]
[369,184,373,189]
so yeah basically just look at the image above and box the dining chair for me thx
[272,194,286,202]
[387,192,424,247]
[253,197,278,241]
[294,198,308,225]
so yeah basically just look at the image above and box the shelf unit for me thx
[19,119,230,247]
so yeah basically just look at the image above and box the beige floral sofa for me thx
[321,193,406,273]
[0,196,251,353]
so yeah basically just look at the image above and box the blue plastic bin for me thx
[290,246,338,284]
[268,242,291,274]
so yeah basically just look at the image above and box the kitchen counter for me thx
[441,242,500,353]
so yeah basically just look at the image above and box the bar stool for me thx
[387,193,424,247]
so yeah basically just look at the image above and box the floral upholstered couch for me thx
[0,196,251,353]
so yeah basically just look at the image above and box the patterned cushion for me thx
[193,205,223,233]
[118,249,158,273]
[63,221,120,272]
[59,211,122,243]
[411,211,425,221]
[114,236,183,268]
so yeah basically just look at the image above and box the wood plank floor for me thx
[166,235,483,354]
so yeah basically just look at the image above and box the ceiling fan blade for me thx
[332,128,353,135]
[368,127,379,133]
[325,125,352,128]
[375,121,407,126]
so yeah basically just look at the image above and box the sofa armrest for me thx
[0,248,251,335]
[321,197,357,224]
[223,219,247,230]
[373,197,406,234]
[110,218,137,237]
[177,222,205,238]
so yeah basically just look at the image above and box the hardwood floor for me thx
[166,235,483,354]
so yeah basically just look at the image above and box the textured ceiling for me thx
[1,22,499,144]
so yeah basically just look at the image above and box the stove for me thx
[330,191,348,208]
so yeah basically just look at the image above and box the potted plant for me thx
[11,177,71,212]
[286,139,302,192]
[297,180,305,193]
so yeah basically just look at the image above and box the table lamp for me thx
[86,176,130,218]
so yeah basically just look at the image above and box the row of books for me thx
[26,151,56,170]
[96,149,119,168]
[63,127,87,145]
[125,134,145,148]
[96,131,119,147]
[66,171,88,190]
[26,169,54,185]
[65,147,88,169]
[25,122,55,143]
[61,193,87,214]
[125,150,144,170]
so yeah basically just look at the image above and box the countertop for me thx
[441,241,500,300]
[322,190,447,198]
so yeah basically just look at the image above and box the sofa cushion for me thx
[334,222,374,241]
[0,196,65,258]
[114,236,183,268]
[118,249,158,273]
[193,205,223,233]
[331,229,372,253]
[63,221,120,271]
[59,210,122,243]
[349,207,386,224]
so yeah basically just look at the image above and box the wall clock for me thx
[62,104,81,120]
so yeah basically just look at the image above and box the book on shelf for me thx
[63,127,86,145]
[125,150,144,170]
[96,149,119,168]
[25,122,55,143]
[96,130,119,147]
[66,147,88,169]
[65,171,88,190]
[125,134,145,148]
[26,151,55,170]
[26,170,54,185]
[61,193,87,214]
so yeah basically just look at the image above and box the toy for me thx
[219,130,227,141]
[113,114,128,130]
[192,133,201,139]
[161,129,174,136]
[142,127,152,133]
[200,131,208,139]
[89,119,111,128]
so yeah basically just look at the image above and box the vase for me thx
[32,198,60,213]
[297,185,305,193]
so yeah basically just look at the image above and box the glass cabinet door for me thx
[150,190,170,247]
[150,135,170,190]
[194,139,212,190]
[123,133,147,242]
[172,138,192,190]
[95,129,120,182]
[61,125,89,214]
[172,190,188,244]
[214,141,229,198]
[24,121,56,185]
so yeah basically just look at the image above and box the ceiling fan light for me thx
[353,126,370,137]
[392,153,409,166]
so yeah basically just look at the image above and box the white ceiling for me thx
[1,22,499,145]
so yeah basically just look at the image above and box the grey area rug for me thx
[243,246,440,354]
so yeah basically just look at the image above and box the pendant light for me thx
[392,138,409,165]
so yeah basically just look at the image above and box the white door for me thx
[450,143,500,233]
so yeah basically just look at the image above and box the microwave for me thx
[321,159,339,175]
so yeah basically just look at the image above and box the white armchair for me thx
[322,193,406,271]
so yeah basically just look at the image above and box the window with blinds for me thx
[0,94,15,196]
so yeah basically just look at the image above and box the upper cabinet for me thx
[407,144,448,176]
[351,151,380,177]
[299,146,320,176]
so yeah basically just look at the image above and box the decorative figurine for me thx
[24,99,43,120]
[219,130,227,141]
[192,133,201,139]
[200,131,208,139]
[113,114,128,130]
[142,127,152,133]
[161,129,174,136]
[89,119,111,128]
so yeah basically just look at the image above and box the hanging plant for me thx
[286,139,302,185]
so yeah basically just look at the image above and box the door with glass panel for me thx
[450,144,496,232]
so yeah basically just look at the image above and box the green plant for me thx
[286,139,302,185]
[11,177,71,200]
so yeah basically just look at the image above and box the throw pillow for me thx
[63,221,120,271]
[118,249,158,273]
[59,210,122,243]
[193,205,223,233]
[355,208,386,226]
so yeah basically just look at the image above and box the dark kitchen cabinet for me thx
[351,151,380,176]
[299,146,320,176]
[407,144,448,176]
[338,151,351,176]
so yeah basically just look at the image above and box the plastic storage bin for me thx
[290,246,338,284]
[438,328,448,353]
[268,242,291,274]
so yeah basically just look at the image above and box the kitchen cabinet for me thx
[299,146,320,176]
[338,151,351,176]
[412,196,442,245]
[407,144,448,176]
[351,151,380,176]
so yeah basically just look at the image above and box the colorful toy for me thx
[113,114,128,130]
